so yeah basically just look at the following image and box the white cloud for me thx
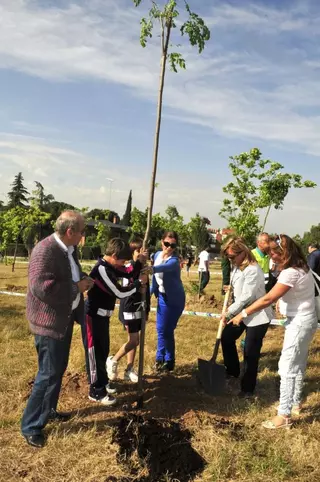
[0,0,319,235]
[0,131,318,235]
[0,0,319,157]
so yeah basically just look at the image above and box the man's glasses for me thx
[164,241,177,249]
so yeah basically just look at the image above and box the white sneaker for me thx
[124,367,139,383]
[106,383,117,395]
[106,356,118,381]
[88,394,117,406]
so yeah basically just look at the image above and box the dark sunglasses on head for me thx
[275,234,284,250]
[164,241,177,249]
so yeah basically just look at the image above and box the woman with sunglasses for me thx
[151,231,185,372]
[221,237,272,398]
[230,234,318,429]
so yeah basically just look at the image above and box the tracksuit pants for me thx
[86,314,110,399]
[278,312,317,416]
[221,321,269,393]
[156,293,184,366]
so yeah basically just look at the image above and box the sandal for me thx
[262,415,292,430]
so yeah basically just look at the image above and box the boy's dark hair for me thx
[162,230,179,244]
[105,238,132,260]
[129,237,143,252]
[309,242,319,250]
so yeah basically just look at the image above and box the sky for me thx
[0,0,319,236]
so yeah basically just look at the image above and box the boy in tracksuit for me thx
[107,238,150,383]
[86,238,146,406]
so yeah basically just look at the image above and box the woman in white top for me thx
[230,234,318,429]
[221,237,272,398]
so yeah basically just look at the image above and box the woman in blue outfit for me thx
[151,231,185,372]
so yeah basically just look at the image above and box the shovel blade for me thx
[197,358,226,396]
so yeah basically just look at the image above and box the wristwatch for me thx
[241,309,248,318]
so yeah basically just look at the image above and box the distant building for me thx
[86,219,129,240]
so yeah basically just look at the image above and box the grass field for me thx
[1,264,320,482]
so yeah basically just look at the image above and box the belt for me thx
[97,308,113,317]
[123,311,142,320]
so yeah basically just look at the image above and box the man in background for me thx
[251,233,271,290]
[307,243,320,294]
[21,211,93,448]
[198,247,210,293]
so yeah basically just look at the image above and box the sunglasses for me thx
[226,251,242,260]
[275,234,284,250]
[164,241,177,249]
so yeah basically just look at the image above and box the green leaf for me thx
[168,52,186,72]
[140,17,153,47]
[180,3,210,53]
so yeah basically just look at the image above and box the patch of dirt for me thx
[110,414,206,482]
[61,371,89,402]
[5,284,26,292]
[185,294,223,313]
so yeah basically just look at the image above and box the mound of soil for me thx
[110,414,206,482]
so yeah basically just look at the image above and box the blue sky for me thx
[0,0,319,235]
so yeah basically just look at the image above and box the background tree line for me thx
[0,173,212,268]
[0,149,317,270]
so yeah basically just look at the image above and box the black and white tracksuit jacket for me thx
[86,258,142,318]
[119,260,150,323]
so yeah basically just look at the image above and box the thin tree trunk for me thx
[12,237,19,273]
[143,30,171,250]
[137,21,172,408]
[262,204,272,232]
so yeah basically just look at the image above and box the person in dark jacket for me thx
[221,255,231,295]
[151,231,185,372]
[86,238,147,405]
[21,211,93,448]
[107,237,150,383]
[307,243,320,295]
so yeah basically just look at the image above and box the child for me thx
[107,238,150,383]
[85,238,146,405]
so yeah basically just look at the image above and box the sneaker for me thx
[106,356,118,381]
[88,394,117,406]
[159,361,174,372]
[124,368,139,383]
[106,383,117,395]
[153,361,164,373]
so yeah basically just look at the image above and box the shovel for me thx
[197,287,231,396]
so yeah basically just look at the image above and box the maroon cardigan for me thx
[27,234,84,340]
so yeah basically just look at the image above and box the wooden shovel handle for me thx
[211,287,232,363]
[216,288,231,340]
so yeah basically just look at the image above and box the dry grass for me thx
[1,264,320,481]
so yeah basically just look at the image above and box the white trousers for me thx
[278,311,317,416]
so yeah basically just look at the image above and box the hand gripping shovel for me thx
[197,288,231,396]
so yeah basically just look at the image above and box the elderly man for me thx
[251,233,271,290]
[21,211,93,448]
